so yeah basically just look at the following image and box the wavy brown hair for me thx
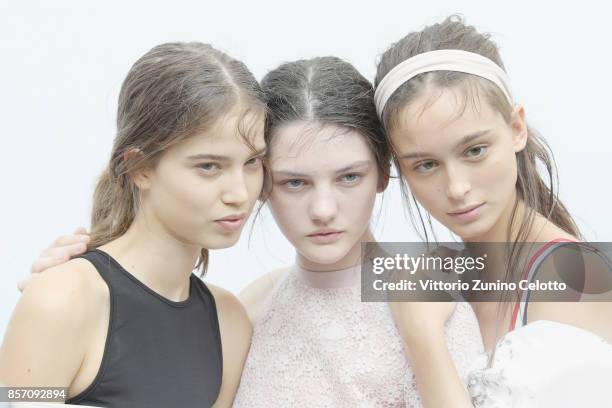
[89,42,266,275]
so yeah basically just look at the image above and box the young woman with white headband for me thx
[374,15,612,407]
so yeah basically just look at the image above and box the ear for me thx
[123,148,151,190]
[510,104,528,153]
[377,173,390,193]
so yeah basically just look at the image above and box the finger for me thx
[47,234,90,251]
[73,226,89,235]
[31,255,71,274]
[46,242,88,260]
[40,240,88,258]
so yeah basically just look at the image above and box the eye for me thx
[465,145,487,159]
[245,156,263,167]
[414,160,438,173]
[339,173,361,184]
[284,179,305,190]
[197,163,220,174]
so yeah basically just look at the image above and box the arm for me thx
[0,259,102,397]
[390,301,474,408]
[208,284,253,408]
[208,268,288,407]
[402,325,473,408]
[238,267,288,324]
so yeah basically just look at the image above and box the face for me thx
[390,87,528,241]
[136,107,266,250]
[268,122,383,269]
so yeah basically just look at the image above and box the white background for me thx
[1,1,610,338]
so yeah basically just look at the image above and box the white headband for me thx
[374,49,514,119]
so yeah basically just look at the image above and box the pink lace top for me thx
[233,263,484,407]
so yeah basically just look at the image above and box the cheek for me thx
[398,161,425,195]
[143,172,217,243]
[151,166,216,218]
[408,177,442,212]
[476,150,518,193]
[399,164,441,210]
[174,176,214,210]
[342,178,378,220]
[268,191,304,238]
[245,167,265,200]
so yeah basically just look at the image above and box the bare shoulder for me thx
[237,267,290,323]
[208,283,251,331]
[206,283,252,408]
[20,257,108,320]
[0,257,108,388]
[207,283,252,348]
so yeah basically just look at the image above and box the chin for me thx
[302,245,351,266]
[201,234,241,250]
[454,229,481,241]
[451,220,495,242]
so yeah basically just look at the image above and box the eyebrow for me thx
[399,130,491,160]
[187,147,267,162]
[272,160,373,178]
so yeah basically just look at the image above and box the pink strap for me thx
[509,238,577,331]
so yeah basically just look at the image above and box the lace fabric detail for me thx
[466,320,612,408]
[233,267,483,407]
[467,337,534,408]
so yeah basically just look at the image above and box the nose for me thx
[221,169,249,207]
[308,187,338,225]
[444,164,471,201]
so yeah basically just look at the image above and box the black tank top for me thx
[66,249,223,407]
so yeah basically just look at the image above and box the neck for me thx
[462,195,529,285]
[297,229,375,272]
[99,210,201,302]
[294,262,362,289]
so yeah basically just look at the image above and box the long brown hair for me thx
[375,15,580,243]
[374,15,582,357]
[89,42,266,275]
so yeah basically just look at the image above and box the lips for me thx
[307,228,344,244]
[447,203,485,223]
[448,203,484,215]
[214,213,246,232]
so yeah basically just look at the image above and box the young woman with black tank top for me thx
[0,42,267,407]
